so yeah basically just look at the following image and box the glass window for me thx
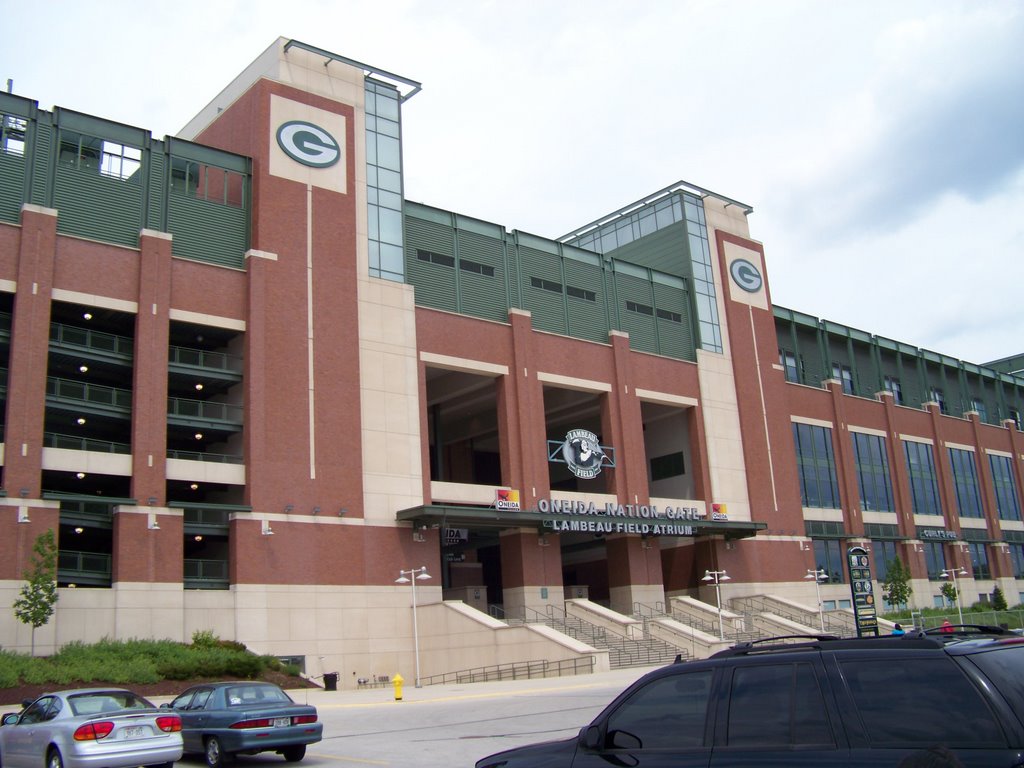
[969,542,991,580]
[989,454,1021,521]
[832,363,853,394]
[923,542,946,580]
[780,349,800,383]
[1011,545,1024,579]
[841,658,1004,747]
[948,448,983,518]
[366,80,404,282]
[726,663,833,747]
[873,540,899,584]
[2,113,28,156]
[814,539,846,584]
[884,375,903,403]
[903,441,941,516]
[602,670,713,749]
[929,387,947,414]
[971,398,988,422]
[793,423,841,509]
[852,432,894,513]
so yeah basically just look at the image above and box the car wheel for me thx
[282,745,306,762]
[47,748,64,768]
[205,736,227,768]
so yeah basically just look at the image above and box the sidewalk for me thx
[1,665,659,710]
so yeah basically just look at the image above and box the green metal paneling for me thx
[653,280,694,359]
[167,195,247,269]
[519,245,567,335]
[28,119,52,207]
[0,149,25,223]
[145,146,167,232]
[853,342,877,397]
[614,270,657,354]
[564,257,609,343]
[405,215,457,312]
[54,162,144,247]
[605,220,690,277]
[457,229,508,322]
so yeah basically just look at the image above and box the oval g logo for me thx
[276,121,340,168]
[729,258,763,293]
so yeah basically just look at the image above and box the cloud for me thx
[779,4,1024,244]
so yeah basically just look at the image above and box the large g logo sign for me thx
[276,121,340,168]
[729,258,763,293]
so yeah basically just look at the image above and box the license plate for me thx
[121,726,146,739]
[273,717,290,728]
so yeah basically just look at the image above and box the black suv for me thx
[475,630,1024,767]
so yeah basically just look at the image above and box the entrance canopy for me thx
[397,504,766,540]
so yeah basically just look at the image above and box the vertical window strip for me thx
[989,454,1022,521]
[365,80,404,282]
[903,441,941,516]
[852,432,894,513]
[948,448,983,518]
[793,423,841,509]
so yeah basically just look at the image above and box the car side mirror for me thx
[579,725,602,750]
[2,713,21,725]
[159,703,171,709]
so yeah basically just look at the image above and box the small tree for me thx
[13,529,59,655]
[941,581,958,608]
[992,586,1008,612]
[881,557,913,610]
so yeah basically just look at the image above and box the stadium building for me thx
[2,39,1023,683]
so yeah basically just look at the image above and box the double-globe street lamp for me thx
[939,565,969,626]
[702,569,731,640]
[395,566,432,688]
[804,568,828,632]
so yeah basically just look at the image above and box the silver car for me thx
[0,688,183,768]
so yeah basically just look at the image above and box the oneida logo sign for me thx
[276,121,340,168]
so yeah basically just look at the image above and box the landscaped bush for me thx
[1,633,280,689]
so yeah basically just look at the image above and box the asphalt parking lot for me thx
[170,665,657,768]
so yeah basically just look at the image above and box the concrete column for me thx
[499,528,563,618]
[606,533,665,614]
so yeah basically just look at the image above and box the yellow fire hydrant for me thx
[392,673,404,701]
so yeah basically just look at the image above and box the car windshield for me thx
[68,691,155,716]
[225,685,292,706]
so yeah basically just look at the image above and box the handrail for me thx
[418,656,595,687]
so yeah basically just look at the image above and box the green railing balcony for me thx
[47,376,132,412]
[184,558,229,590]
[167,397,242,426]
[168,449,244,464]
[58,550,112,586]
[44,431,131,454]
[58,499,115,527]
[50,323,134,359]
[169,345,243,375]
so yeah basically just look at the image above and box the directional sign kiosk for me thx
[848,545,879,637]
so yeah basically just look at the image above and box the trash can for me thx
[323,672,338,691]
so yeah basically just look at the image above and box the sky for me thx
[3,0,1022,365]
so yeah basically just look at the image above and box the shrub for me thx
[191,629,220,648]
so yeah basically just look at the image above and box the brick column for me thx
[4,205,58,499]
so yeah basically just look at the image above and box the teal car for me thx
[164,682,321,768]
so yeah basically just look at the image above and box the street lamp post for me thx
[804,568,827,632]
[395,566,432,688]
[939,566,969,626]
[702,569,731,640]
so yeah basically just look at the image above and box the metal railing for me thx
[169,345,242,374]
[419,656,596,687]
